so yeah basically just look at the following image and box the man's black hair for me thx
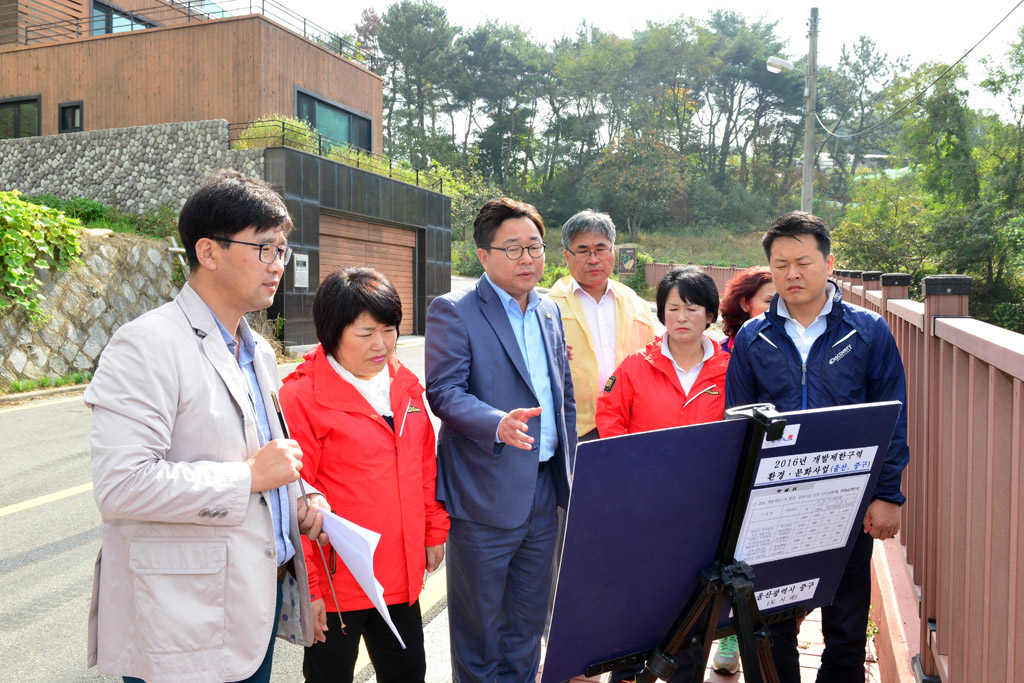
[762,211,831,260]
[178,169,292,271]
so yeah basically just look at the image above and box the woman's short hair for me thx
[720,266,773,338]
[655,266,719,328]
[313,267,402,356]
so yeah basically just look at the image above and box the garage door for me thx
[319,213,416,336]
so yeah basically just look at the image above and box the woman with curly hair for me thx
[719,266,775,354]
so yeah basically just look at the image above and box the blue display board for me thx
[540,401,902,683]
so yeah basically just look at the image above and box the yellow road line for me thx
[0,481,94,518]
[353,566,447,671]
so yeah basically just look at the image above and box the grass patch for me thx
[2,371,92,395]
[633,230,766,268]
[23,194,178,239]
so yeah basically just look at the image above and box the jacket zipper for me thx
[683,383,716,409]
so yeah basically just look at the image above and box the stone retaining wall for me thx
[0,233,180,384]
[0,120,264,213]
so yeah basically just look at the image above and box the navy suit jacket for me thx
[425,279,577,529]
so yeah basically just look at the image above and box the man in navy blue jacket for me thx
[726,211,909,683]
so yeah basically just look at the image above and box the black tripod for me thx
[586,405,792,683]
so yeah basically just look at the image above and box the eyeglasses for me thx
[484,243,546,260]
[218,238,293,265]
[566,246,614,260]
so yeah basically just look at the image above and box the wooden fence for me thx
[646,261,1024,681]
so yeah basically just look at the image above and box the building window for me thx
[59,102,83,133]
[0,97,41,140]
[90,1,155,35]
[296,90,372,153]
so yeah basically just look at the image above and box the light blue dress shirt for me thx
[483,273,558,462]
[209,309,295,566]
[776,282,836,363]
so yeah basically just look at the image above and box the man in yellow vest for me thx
[548,210,656,441]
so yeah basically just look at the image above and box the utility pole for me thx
[801,7,818,213]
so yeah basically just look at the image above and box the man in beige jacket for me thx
[84,171,328,683]
[548,210,656,441]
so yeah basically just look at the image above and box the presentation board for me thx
[540,401,902,683]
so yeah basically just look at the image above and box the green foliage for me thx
[234,116,445,192]
[993,301,1024,333]
[25,194,111,222]
[833,171,933,279]
[538,264,569,288]
[0,190,83,322]
[450,240,484,277]
[233,115,319,152]
[22,194,178,239]
[426,163,504,240]
[1,370,92,394]
[586,133,683,235]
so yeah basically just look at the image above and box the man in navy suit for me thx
[425,197,576,683]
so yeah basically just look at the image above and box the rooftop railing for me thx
[10,0,370,66]
[229,119,445,194]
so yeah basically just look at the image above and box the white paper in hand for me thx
[318,509,407,649]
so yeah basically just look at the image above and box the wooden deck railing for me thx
[646,261,1024,681]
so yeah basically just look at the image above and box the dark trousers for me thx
[123,577,283,683]
[771,530,874,682]
[303,600,426,683]
[447,464,558,683]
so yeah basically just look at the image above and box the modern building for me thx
[0,0,451,339]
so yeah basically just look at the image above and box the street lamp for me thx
[768,7,818,213]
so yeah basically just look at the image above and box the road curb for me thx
[0,383,88,405]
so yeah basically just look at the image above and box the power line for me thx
[817,0,1024,139]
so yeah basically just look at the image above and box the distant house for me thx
[0,0,451,339]
[0,0,382,150]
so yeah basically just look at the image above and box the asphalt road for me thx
[0,338,452,683]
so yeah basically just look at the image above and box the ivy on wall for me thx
[0,190,82,322]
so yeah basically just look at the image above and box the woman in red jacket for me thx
[279,267,449,683]
[596,266,729,437]
[719,265,775,354]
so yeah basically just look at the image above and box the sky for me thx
[287,0,1024,112]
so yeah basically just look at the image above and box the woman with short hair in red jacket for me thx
[279,267,449,683]
[596,266,729,437]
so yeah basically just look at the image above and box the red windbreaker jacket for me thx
[596,336,730,437]
[279,345,449,611]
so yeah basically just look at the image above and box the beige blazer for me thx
[84,284,316,683]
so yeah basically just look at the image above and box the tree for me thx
[832,171,933,279]
[816,36,907,190]
[585,133,683,234]
[377,0,459,165]
[895,63,979,204]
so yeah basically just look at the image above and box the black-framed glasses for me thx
[217,238,293,265]
[566,246,614,260]
[484,243,546,259]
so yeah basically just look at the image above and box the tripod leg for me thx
[733,589,781,683]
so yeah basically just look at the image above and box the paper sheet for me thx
[318,510,406,649]
[734,474,870,565]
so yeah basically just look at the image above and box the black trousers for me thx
[303,600,426,683]
[770,530,874,682]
